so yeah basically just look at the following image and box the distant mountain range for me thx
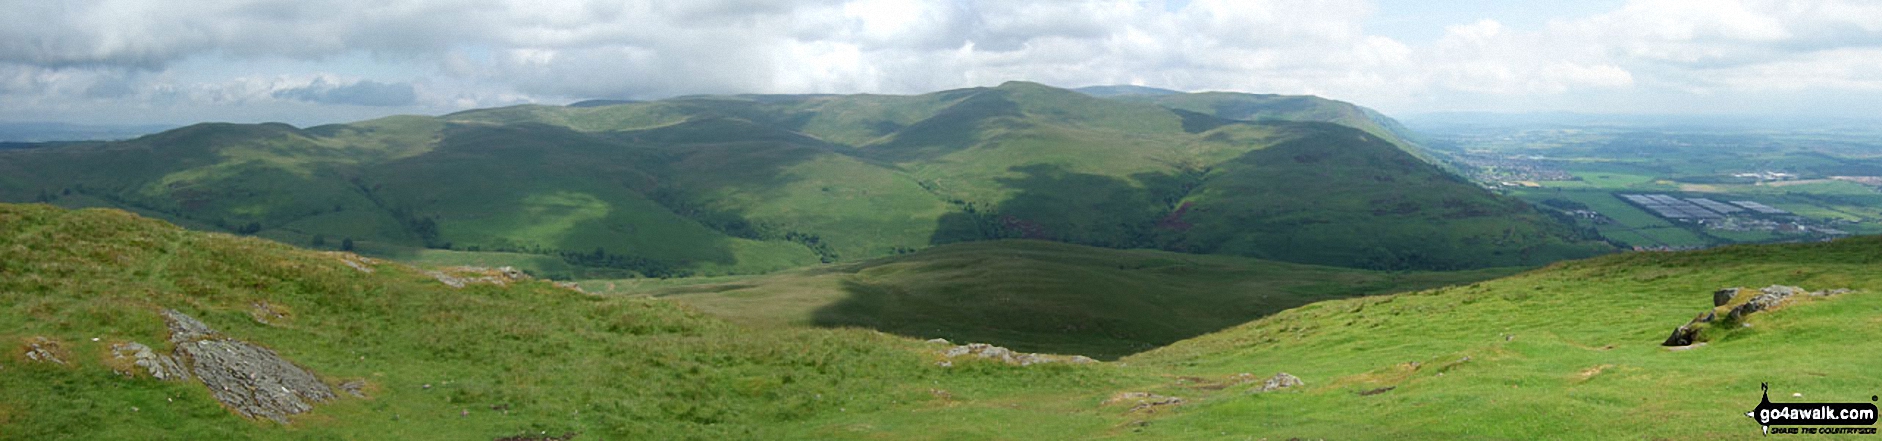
[0,82,1611,276]
[0,122,176,143]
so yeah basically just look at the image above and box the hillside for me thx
[0,203,1144,438]
[0,82,1610,276]
[5,203,1876,439]
[592,240,1519,359]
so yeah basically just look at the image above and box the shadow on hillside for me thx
[810,276,1173,361]
[800,241,1515,360]
[860,90,1026,163]
[350,122,835,276]
[928,164,1201,250]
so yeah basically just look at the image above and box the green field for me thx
[1428,122,1882,249]
[4,203,1878,439]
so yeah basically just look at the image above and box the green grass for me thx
[1123,237,1882,439]
[0,203,1152,439]
[4,203,1880,439]
[616,240,1520,359]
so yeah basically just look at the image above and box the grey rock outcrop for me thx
[1103,392,1185,414]
[1728,285,1804,321]
[1664,285,1853,347]
[426,266,532,289]
[177,339,335,423]
[23,337,65,365]
[937,343,1095,366]
[339,379,368,398]
[1713,288,1740,307]
[1252,372,1304,393]
[110,342,188,381]
[164,309,216,343]
[162,309,335,424]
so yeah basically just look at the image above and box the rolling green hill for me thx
[4,203,1874,439]
[0,82,1610,276]
[591,240,1520,360]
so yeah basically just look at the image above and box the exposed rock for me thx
[936,343,1094,366]
[925,338,951,345]
[163,309,335,424]
[427,270,469,289]
[426,266,531,289]
[1252,372,1304,393]
[340,379,368,398]
[1665,285,1852,347]
[1713,288,1740,307]
[22,337,66,365]
[249,301,289,325]
[110,342,188,381]
[1103,392,1185,414]
[554,281,585,293]
[1662,324,1700,347]
[1728,285,1803,320]
[163,309,216,344]
[333,253,376,273]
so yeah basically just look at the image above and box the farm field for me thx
[1415,118,1882,249]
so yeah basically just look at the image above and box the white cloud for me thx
[3,0,1882,125]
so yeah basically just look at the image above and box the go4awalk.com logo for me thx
[1747,383,1879,435]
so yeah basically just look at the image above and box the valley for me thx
[1410,117,1882,250]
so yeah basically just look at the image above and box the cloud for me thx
[273,78,418,106]
[4,0,1882,124]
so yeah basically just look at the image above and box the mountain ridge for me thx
[0,82,1612,276]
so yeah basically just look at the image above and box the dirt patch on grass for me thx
[1575,364,1616,381]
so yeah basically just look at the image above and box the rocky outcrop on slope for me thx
[109,341,188,380]
[159,309,336,423]
[426,266,530,289]
[1252,372,1304,393]
[934,342,1098,367]
[22,337,67,365]
[1663,285,1853,347]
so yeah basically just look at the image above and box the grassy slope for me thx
[0,204,1144,439]
[4,203,1877,439]
[1123,238,1882,439]
[594,240,1519,360]
[1169,123,1614,269]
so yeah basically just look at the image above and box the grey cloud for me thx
[273,79,418,106]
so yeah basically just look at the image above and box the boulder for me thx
[1713,288,1740,307]
[1662,324,1700,347]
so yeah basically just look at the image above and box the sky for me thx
[3,0,1881,126]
